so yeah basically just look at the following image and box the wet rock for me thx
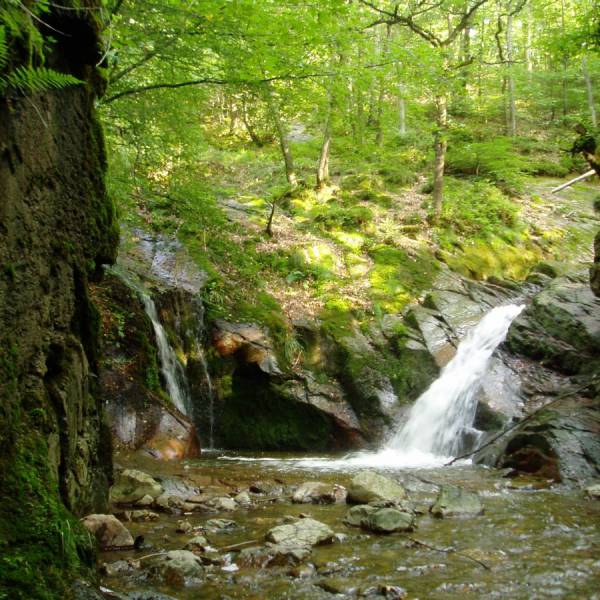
[237,546,273,568]
[212,320,282,375]
[585,483,600,499]
[175,519,193,534]
[125,593,179,600]
[344,504,377,527]
[365,508,415,533]
[289,563,316,578]
[118,509,159,523]
[279,376,366,449]
[146,550,204,587]
[205,518,237,531]
[430,485,483,518]
[234,491,252,506]
[81,514,134,549]
[347,471,407,504]
[267,543,312,566]
[250,481,284,495]
[377,585,408,599]
[184,535,210,551]
[154,494,187,513]
[292,481,347,504]
[318,578,359,595]
[506,275,600,375]
[134,495,154,507]
[207,496,237,511]
[110,470,163,505]
[100,559,140,577]
[266,517,334,547]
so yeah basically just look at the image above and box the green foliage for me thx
[437,178,521,238]
[309,204,374,231]
[0,65,82,94]
[446,138,527,194]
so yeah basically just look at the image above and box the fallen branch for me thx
[219,539,259,552]
[445,383,592,467]
[408,536,490,570]
[551,169,596,193]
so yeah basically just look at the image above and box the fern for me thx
[0,65,83,94]
[0,27,7,70]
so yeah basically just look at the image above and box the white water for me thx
[142,294,191,415]
[218,303,524,472]
[387,303,524,460]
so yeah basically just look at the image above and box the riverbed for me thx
[100,451,600,600]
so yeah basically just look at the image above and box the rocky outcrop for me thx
[0,3,118,597]
[477,273,600,484]
[92,272,200,459]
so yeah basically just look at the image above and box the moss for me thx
[0,435,96,600]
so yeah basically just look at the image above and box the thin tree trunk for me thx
[432,95,447,225]
[398,89,406,136]
[560,0,568,117]
[263,83,297,188]
[506,13,517,136]
[582,55,597,128]
[375,25,391,146]
[525,1,533,75]
[317,88,334,189]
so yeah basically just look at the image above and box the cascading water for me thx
[141,294,192,416]
[265,302,525,471]
[387,303,525,460]
[195,347,215,449]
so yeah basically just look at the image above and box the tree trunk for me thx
[582,55,597,128]
[317,88,334,189]
[398,89,406,136]
[263,83,297,188]
[506,13,517,136]
[525,1,533,75]
[432,95,448,225]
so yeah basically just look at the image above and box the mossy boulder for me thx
[430,486,484,518]
[347,471,407,504]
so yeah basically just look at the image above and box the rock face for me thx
[478,273,600,484]
[0,3,118,597]
[347,471,407,504]
[93,272,200,459]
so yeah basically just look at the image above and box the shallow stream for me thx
[101,451,600,599]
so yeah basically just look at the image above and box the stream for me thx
[100,297,600,599]
[102,451,600,599]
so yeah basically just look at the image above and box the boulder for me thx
[344,504,377,528]
[206,496,237,511]
[184,535,210,551]
[146,550,204,586]
[292,482,347,504]
[265,517,334,548]
[365,508,415,533]
[110,469,163,505]
[81,514,134,549]
[347,471,407,504]
[585,483,600,499]
[212,320,282,375]
[430,485,483,518]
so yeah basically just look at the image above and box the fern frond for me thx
[0,27,8,70]
[1,66,83,94]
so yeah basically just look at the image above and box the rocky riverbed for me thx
[84,453,600,600]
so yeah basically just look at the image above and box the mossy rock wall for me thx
[0,5,117,598]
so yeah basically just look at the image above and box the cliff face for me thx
[0,6,118,598]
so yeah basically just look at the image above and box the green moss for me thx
[0,436,96,600]
[368,245,439,313]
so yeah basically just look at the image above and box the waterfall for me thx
[387,303,524,459]
[141,294,191,416]
[195,347,215,449]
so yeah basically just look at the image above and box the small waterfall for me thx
[387,303,524,458]
[195,346,215,449]
[141,294,191,416]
